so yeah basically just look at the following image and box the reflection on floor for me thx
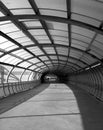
[0,83,103,130]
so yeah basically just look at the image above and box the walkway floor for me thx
[0,83,103,130]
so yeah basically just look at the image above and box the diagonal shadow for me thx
[0,84,49,114]
[67,83,103,130]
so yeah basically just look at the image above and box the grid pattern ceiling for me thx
[0,0,103,74]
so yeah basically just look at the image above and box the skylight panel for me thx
[0,54,21,65]
[49,55,57,60]
[40,9,67,18]
[35,0,66,11]
[8,31,25,39]
[56,47,68,56]
[18,62,32,68]
[28,58,40,64]
[12,49,32,59]
[24,21,42,28]
[0,23,19,33]
[2,0,31,9]
[39,56,49,61]
[29,29,47,35]
[38,39,51,44]
[46,21,68,31]
[11,9,35,15]
[45,61,52,64]
[59,56,67,61]
[0,41,18,51]
[36,62,44,67]
[0,36,8,43]
[27,46,44,55]
[43,47,56,54]
[29,65,37,70]
[72,25,95,38]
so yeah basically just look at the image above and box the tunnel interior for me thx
[0,0,103,111]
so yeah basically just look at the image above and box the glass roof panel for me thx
[0,41,18,51]
[35,0,66,11]
[0,23,19,34]
[59,61,65,64]
[71,13,100,27]
[72,39,88,48]
[33,67,40,71]
[49,56,57,60]
[59,56,67,61]
[40,9,67,18]
[76,62,86,68]
[39,56,49,61]
[40,65,46,69]
[27,46,44,55]
[71,44,86,51]
[36,62,44,67]
[20,41,34,46]
[0,36,8,43]
[11,9,34,15]
[46,21,68,31]
[72,25,95,38]
[34,35,49,41]
[24,21,42,28]
[43,47,56,54]
[12,49,32,59]
[28,58,40,64]
[89,50,102,59]
[92,40,103,50]
[2,0,31,9]
[18,62,32,68]
[90,46,103,58]
[29,65,37,70]
[7,31,25,39]
[15,36,32,44]
[95,34,103,43]
[71,0,103,21]
[0,54,22,65]
[56,47,68,56]
[70,49,83,58]
[37,39,51,44]
[68,58,77,63]
[45,61,52,64]
[52,60,58,63]
[82,54,97,64]
[54,41,69,46]
[72,33,92,43]
[38,39,51,44]
[53,36,69,42]
[10,58,22,65]
[49,30,68,37]
[29,29,47,35]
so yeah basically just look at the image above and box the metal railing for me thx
[68,65,103,101]
[0,80,41,99]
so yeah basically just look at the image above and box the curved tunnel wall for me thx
[68,65,103,101]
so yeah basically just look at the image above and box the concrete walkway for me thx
[0,83,103,130]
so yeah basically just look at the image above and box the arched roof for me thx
[0,0,103,78]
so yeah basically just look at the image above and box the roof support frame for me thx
[28,0,59,67]
[0,15,103,35]
[0,1,50,70]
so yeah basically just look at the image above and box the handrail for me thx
[0,80,41,99]
[68,65,103,101]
